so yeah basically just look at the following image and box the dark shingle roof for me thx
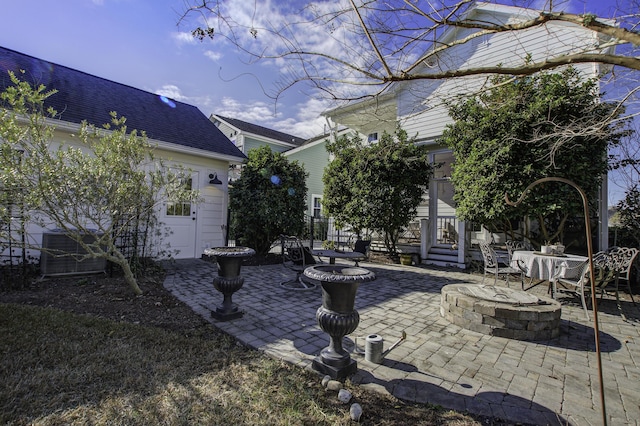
[0,46,245,160]
[214,114,305,147]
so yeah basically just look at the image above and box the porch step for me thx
[370,241,421,254]
[424,245,466,269]
[430,245,458,255]
[368,240,466,268]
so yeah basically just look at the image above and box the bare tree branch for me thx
[179,0,640,103]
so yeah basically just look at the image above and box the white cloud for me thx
[209,0,374,98]
[155,84,189,102]
[277,115,326,139]
[171,31,197,46]
[152,84,215,115]
[214,96,328,139]
[204,50,222,61]
[217,97,278,122]
[290,97,332,137]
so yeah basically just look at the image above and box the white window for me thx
[312,196,322,218]
[166,177,192,216]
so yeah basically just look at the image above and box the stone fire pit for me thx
[440,284,561,341]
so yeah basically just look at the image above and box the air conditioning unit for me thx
[40,230,107,276]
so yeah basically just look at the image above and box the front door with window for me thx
[163,173,198,258]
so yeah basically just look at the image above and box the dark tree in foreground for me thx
[616,187,640,248]
[229,146,307,255]
[440,68,631,245]
[323,128,434,256]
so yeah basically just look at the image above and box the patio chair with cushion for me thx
[479,241,525,288]
[352,239,371,266]
[280,235,317,290]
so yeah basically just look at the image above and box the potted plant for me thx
[322,240,337,250]
[540,242,552,254]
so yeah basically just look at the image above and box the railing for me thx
[398,220,422,242]
[436,216,457,244]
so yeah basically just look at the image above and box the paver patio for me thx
[163,258,640,426]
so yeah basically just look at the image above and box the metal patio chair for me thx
[606,246,638,314]
[505,239,533,261]
[479,241,525,288]
[553,251,616,321]
[279,235,317,290]
[505,239,535,290]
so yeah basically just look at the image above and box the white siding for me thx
[399,19,601,142]
[157,150,229,258]
[5,128,231,261]
[215,121,238,141]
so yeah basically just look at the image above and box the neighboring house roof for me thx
[284,133,330,156]
[0,46,245,161]
[211,114,305,147]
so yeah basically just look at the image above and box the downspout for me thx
[599,172,609,251]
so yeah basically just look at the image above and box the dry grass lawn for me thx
[0,268,506,425]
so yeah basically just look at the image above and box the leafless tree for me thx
[179,0,639,101]
[610,117,640,198]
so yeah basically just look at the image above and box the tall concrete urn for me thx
[204,246,255,321]
[303,264,376,379]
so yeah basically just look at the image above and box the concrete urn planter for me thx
[303,264,376,379]
[204,246,255,321]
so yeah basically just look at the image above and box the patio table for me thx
[511,250,587,297]
[311,249,366,266]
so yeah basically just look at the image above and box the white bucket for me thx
[365,334,384,364]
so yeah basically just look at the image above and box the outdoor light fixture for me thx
[208,172,222,185]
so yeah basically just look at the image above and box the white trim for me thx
[284,137,329,156]
[152,140,246,163]
[37,116,246,163]
[310,194,323,218]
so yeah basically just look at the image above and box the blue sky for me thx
[0,0,329,138]
[0,0,620,137]
[0,0,628,202]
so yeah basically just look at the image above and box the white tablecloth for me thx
[511,251,587,281]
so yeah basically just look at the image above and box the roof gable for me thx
[212,114,305,147]
[0,46,245,160]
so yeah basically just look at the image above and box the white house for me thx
[210,114,305,154]
[209,114,305,183]
[0,46,246,263]
[322,2,614,267]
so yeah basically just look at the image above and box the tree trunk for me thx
[111,253,142,295]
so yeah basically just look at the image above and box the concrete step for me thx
[425,246,465,269]
[429,246,458,256]
[427,253,459,262]
[422,258,466,269]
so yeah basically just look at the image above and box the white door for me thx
[163,173,198,258]
[430,151,457,246]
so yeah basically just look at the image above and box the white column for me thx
[420,218,429,261]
